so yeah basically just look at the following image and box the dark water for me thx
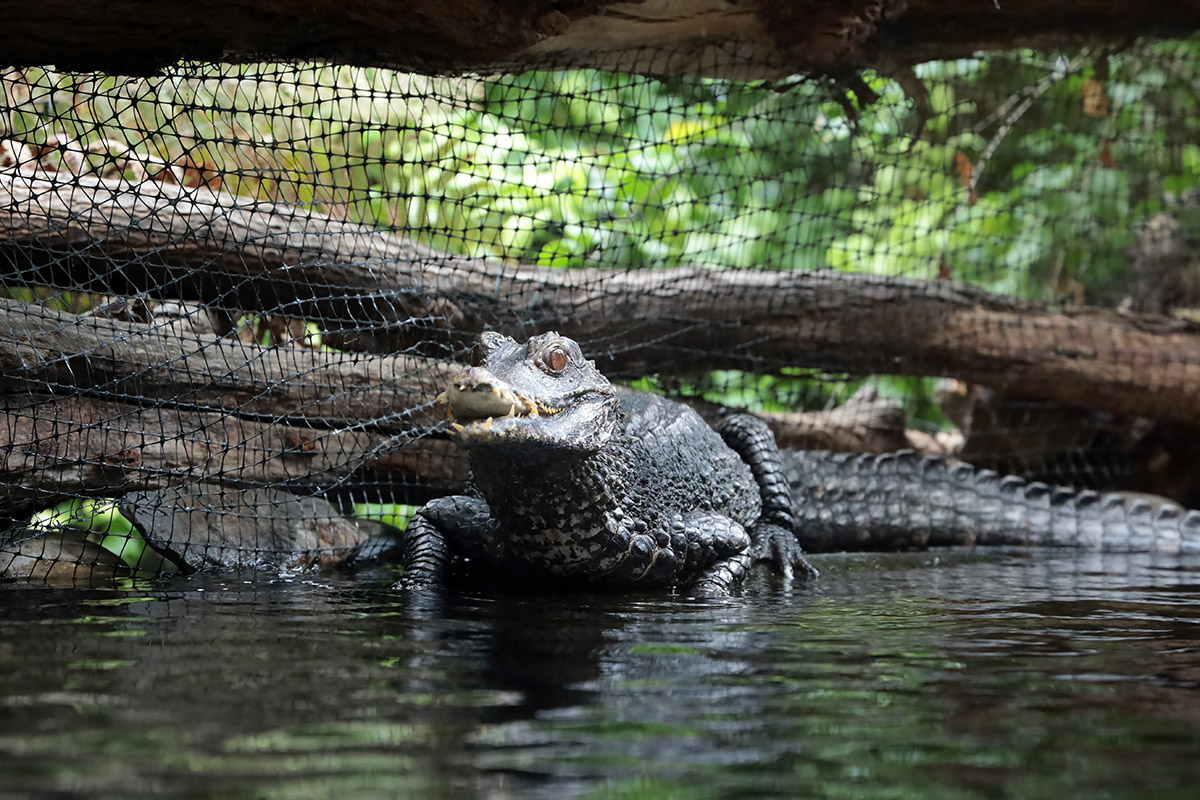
[4,550,1200,799]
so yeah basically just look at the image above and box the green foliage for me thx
[419,48,1200,303]
[631,368,850,415]
[26,499,179,576]
[353,503,418,532]
[6,50,1196,289]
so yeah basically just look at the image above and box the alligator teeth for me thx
[434,391,448,405]
[482,417,493,431]
[506,406,516,417]
[450,422,465,433]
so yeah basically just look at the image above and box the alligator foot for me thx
[750,523,818,581]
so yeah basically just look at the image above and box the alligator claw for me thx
[750,523,818,581]
[391,569,442,592]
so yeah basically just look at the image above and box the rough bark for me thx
[0,296,452,429]
[0,527,128,584]
[691,385,912,453]
[0,1,1197,80]
[0,394,466,502]
[5,171,1200,424]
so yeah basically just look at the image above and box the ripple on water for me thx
[2,551,1200,798]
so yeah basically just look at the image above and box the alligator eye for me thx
[543,342,570,373]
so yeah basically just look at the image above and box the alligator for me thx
[397,331,1200,596]
[397,330,816,596]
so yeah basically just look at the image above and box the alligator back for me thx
[615,388,762,529]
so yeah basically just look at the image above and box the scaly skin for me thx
[396,331,815,596]
[785,449,1200,554]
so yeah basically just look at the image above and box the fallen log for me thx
[116,484,395,572]
[0,297,452,428]
[690,384,912,454]
[0,483,404,581]
[0,394,466,503]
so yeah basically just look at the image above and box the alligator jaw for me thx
[440,367,563,442]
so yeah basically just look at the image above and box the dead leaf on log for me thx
[1100,138,1116,169]
[1082,78,1110,118]
[954,150,978,205]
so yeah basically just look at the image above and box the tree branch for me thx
[0,295,452,429]
[0,1,1197,79]
[5,170,1200,424]
[0,394,465,503]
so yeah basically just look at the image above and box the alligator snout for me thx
[440,367,537,420]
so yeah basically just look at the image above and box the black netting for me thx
[3,41,1200,582]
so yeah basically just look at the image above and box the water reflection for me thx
[3,550,1200,798]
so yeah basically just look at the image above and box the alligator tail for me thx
[784,450,1200,554]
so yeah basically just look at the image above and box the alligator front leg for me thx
[393,495,494,589]
[689,549,753,597]
[598,510,752,596]
[717,413,818,581]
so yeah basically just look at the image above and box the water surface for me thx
[3,549,1200,799]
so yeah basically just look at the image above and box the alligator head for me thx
[439,331,620,454]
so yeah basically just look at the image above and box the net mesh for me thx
[3,40,1200,581]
